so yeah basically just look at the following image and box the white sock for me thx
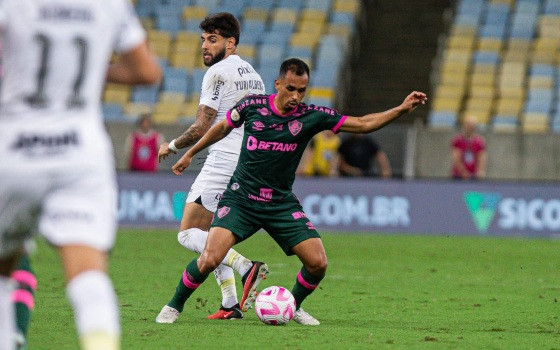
[0,276,16,350]
[178,228,253,276]
[213,265,238,309]
[177,228,208,253]
[66,270,120,350]
[226,250,253,277]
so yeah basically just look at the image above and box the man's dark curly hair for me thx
[199,12,240,45]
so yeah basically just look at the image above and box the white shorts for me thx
[0,165,117,258]
[186,152,238,213]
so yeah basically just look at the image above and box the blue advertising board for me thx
[117,172,560,238]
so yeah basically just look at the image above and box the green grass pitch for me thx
[27,229,560,349]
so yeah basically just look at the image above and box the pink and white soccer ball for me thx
[254,286,296,325]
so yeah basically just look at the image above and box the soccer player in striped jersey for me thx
[170,58,426,325]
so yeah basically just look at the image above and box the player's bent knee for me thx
[197,253,221,274]
[306,259,328,276]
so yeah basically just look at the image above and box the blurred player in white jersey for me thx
[156,12,269,322]
[0,1,161,349]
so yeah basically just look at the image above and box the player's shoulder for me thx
[204,61,231,83]
[232,55,259,73]
[233,94,269,116]
[297,103,340,117]
[210,55,260,75]
[237,93,269,105]
[245,92,268,99]
[206,55,241,74]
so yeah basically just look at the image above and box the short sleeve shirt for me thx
[199,55,265,156]
[0,0,146,168]
[225,93,347,202]
[0,0,145,121]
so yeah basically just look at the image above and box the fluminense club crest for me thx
[288,120,303,136]
[217,206,230,218]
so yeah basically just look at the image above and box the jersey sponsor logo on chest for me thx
[246,135,297,152]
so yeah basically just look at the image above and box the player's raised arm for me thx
[172,119,234,175]
[337,91,427,134]
[106,42,161,85]
[158,104,218,162]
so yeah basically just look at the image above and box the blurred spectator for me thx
[338,134,392,178]
[451,115,487,180]
[125,114,164,172]
[298,130,340,176]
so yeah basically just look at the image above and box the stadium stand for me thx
[102,103,126,122]
[124,102,153,119]
[103,0,359,123]
[278,0,303,10]
[429,0,560,134]
[131,85,159,105]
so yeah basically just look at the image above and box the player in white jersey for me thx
[0,1,161,349]
[156,12,269,322]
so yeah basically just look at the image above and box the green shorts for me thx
[211,191,320,256]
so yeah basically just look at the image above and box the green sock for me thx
[15,303,31,336]
[291,267,324,310]
[12,254,36,337]
[168,259,209,312]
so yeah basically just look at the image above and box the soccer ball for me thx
[254,286,296,325]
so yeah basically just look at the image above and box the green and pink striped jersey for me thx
[225,93,347,202]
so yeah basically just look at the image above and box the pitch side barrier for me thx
[117,172,560,238]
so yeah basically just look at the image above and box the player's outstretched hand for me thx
[172,154,192,175]
[158,142,176,163]
[401,91,427,113]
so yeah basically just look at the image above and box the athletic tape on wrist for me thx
[168,139,178,152]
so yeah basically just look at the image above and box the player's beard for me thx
[204,47,226,67]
